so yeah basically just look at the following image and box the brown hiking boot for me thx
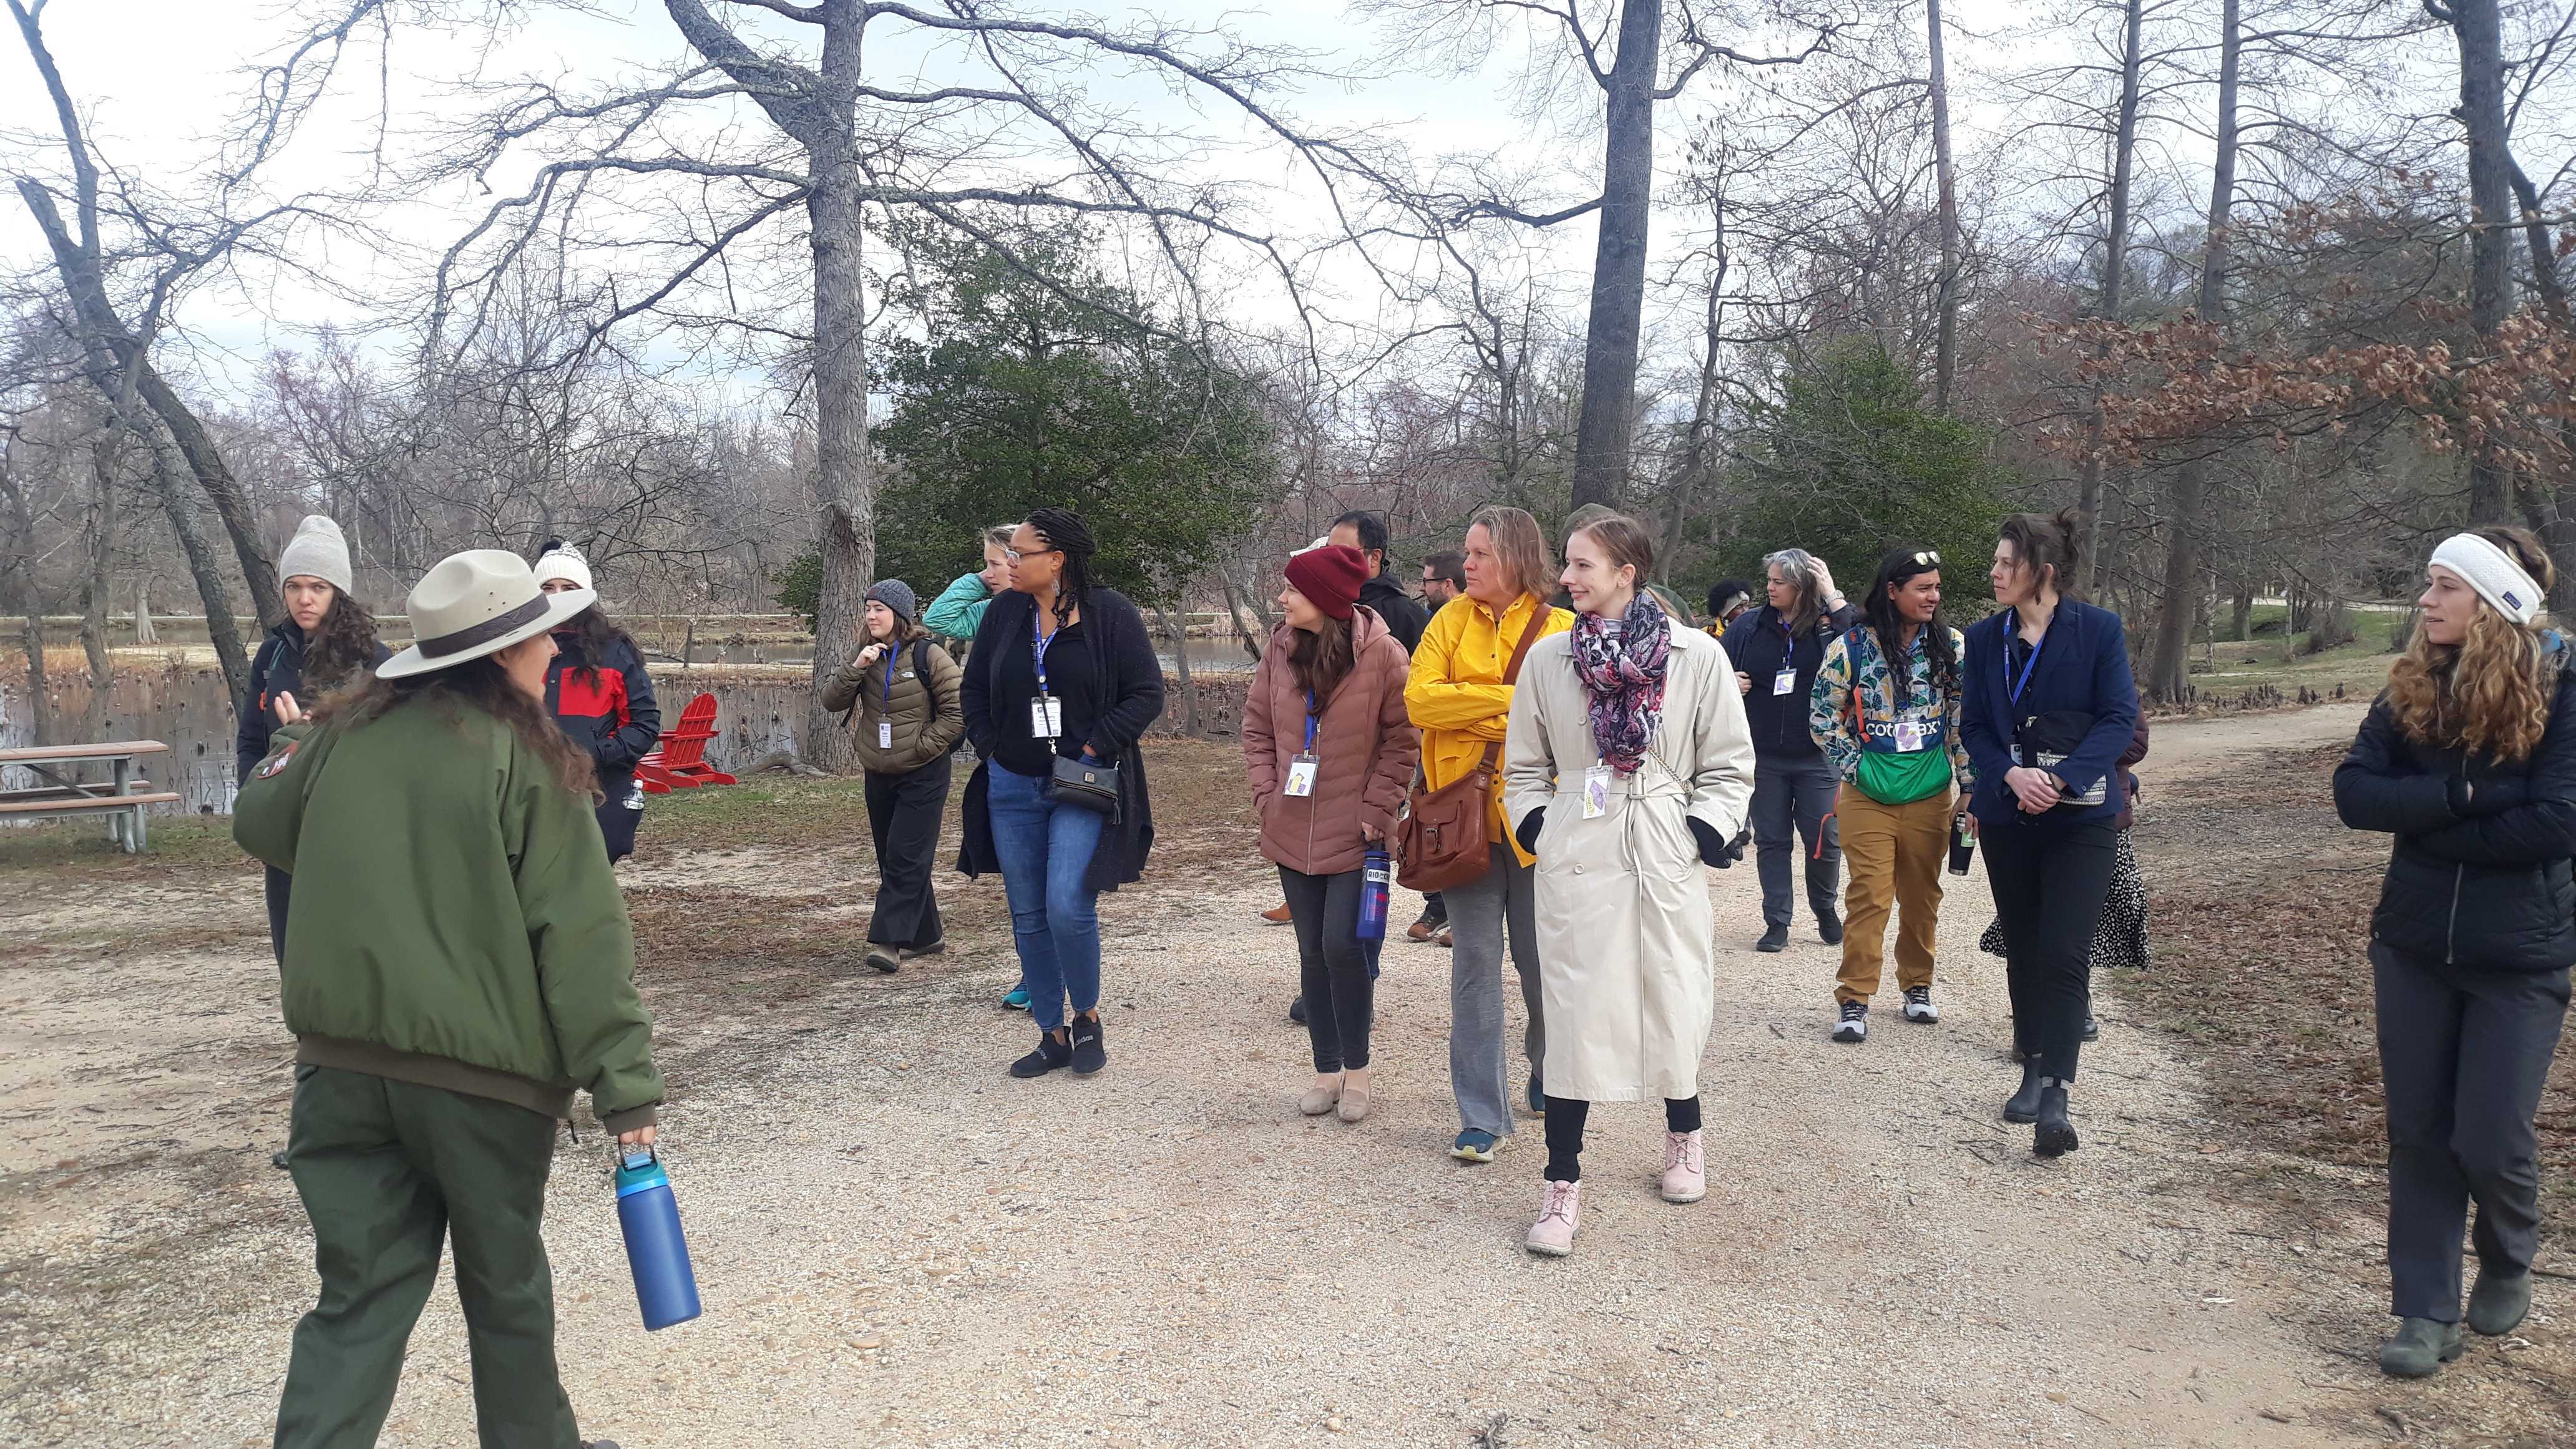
[1262,902,1294,925]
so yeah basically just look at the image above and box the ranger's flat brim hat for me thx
[378,549,595,680]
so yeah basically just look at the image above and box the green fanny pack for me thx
[1854,739,1952,806]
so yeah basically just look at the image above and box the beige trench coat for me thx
[1501,623,1756,1103]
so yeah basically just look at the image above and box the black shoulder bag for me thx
[1043,599,1123,821]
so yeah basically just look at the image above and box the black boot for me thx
[2002,1060,2046,1124]
[1817,905,1843,946]
[1288,995,1308,1025]
[2033,1083,2079,1158]
[1756,923,1790,953]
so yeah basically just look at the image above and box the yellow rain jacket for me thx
[1403,591,1574,865]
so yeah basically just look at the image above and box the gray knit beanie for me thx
[867,579,917,625]
[277,515,354,596]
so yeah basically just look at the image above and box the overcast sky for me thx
[0,0,2402,404]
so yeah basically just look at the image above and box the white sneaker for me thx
[1902,987,1940,1024]
[1832,1000,1868,1043]
[1525,1179,1582,1256]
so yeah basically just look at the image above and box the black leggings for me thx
[1983,818,2119,1085]
[1543,1095,1701,1183]
[1279,864,1375,1072]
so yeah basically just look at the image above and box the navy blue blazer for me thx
[1959,599,2142,831]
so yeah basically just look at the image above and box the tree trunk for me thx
[2230,583,2252,643]
[797,10,874,773]
[133,575,157,645]
[1926,0,1961,414]
[2147,0,2236,703]
[1,476,53,748]
[2447,0,2515,524]
[2076,0,2146,589]
[1155,600,1199,736]
[1568,0,1664,510]
[83,430,117,737]
[146,429,251,699]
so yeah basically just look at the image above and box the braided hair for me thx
[1026,506,1097,634]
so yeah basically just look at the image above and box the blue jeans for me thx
[987,763,1106,1032]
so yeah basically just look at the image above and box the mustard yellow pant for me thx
[1834,784,1953,1005]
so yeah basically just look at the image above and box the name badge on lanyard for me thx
[1893,720,1928,754]
[1583,763,1612,819]
[879,655,899,750]
[1031,623,1063,739]
[1772,667,1798,696]
[1284,691,1320,798]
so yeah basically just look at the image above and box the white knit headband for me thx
[2429,533,2543,627]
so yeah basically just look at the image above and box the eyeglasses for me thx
[1003,546,1060,564]
[1911,550,1941,567]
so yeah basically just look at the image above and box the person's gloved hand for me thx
[1514,807,1545,855]
[1688,816,1748,869]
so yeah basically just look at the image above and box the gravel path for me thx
[6,706,2392,1448]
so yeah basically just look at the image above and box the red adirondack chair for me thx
[635,692,737,793]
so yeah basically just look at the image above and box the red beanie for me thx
[1286,544,1370,621]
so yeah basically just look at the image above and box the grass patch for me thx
[0,811,256,874]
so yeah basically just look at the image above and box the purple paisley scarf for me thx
[1569,593,1672,775]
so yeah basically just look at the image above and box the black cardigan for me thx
[956,586,1166,893]
[2334,655,2576,973]
[1720,600,1859,761]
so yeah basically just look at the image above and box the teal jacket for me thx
[923,571,993,648]
[234,695,664,1131]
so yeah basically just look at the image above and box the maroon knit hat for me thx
[1285,544,1370,621]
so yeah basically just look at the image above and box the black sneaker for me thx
[1288,995,1308,1025]
[1757,924,1790,954]
[1817,908,1843,946]
[1009,1032,1072,1078]
[1068,1015,1107,1075]
[1832,1000,1868,1043]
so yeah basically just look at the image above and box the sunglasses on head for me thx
[1910,550,1940,567]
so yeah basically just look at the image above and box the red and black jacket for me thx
[544,628,661,780]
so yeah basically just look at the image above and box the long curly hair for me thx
[2388,525,2559,764]
[559,605,638,686]
[1861,546,1958,695]
[307,653,601,801]
[302,591,383,696]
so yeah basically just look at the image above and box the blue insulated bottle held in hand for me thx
[615,1148,703,1330]
[1356,845,1391,942]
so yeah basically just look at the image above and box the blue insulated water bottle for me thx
[614,1148,703,1330]
[1356,845,1392,942]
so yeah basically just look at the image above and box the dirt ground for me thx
[2,705,2569,1448]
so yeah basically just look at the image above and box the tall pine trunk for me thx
[2077,0,2145,590]
[798,9,874,773]
[2446,0,2515,524]
[1569,0,1664,510]
[1926,0,1961,413]
[2147,0,2237,702]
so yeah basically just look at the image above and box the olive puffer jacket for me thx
[1243,607,1420,876]
[819,622,966,774]
[2334,646,2576,973]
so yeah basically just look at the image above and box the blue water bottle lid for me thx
[614,1148,670,1198]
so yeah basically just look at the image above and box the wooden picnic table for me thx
[0,739,180,852]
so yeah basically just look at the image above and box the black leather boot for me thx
[2002,1060,2046,1124]
[2034,1083,2079,1158]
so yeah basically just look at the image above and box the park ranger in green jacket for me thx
[237,547,656,1449]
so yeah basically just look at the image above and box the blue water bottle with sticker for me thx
[1356,845,1391,942]
[614,1147,703,1330]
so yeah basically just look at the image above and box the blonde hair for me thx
[1468,505,1555,603]
[2388,525,2559,764]
[983,524,1016,552]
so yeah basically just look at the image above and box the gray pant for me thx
[2371,941,2570,1321]
[1447,844,1544,1138]
[1752,754,1842,930]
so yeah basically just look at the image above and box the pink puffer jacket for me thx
[1242,607,1420,876]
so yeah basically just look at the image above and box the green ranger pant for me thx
[273,1066,583,1449]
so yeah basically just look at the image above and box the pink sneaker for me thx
[1525,1179,1582,1257]
[1660,1129,1707,1204]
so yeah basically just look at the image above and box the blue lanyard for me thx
[882,650,899,710]
[2006,627,2046,706]
[1032,619,1060,698]
[1302,691,1319,753]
